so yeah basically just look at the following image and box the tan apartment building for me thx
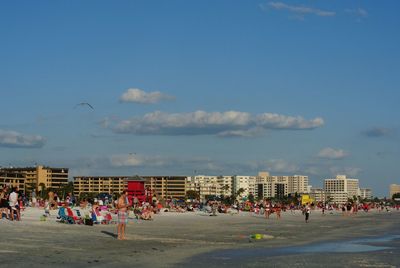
[143,176,186,200]
[0,165,69,194]
[73,176,129,196]
[309,188,331,203]
[390,184,400,199]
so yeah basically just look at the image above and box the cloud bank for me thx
[329,167,362,178]
[318,147,348,160]
[255,159,300,173]
[120,88,175,104]
[362,127,393,138]
[106,110,324,136]
[261,2,336,17]
[0,130,46,148]
[345,8,368,18]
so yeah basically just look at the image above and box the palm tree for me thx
[236,188,245,199]
[221,184,230,195]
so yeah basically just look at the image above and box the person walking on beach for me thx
[305,204,311,223]
[9,187,20,221]
[117,191,129,240]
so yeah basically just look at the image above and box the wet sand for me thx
[1,208,399,267]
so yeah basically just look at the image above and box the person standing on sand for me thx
[9,187,20,221]
[117,191,129,240]
[305,204,311,223]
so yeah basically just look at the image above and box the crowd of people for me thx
[0,185,24,221]
[2,184,399,228]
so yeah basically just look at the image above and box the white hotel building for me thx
[255,172,309,199]
[324,175,359,204]
[186,172,309,201]
[186,175,234,200]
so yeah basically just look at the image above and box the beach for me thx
[1,208,399,267]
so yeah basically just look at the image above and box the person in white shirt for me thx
[9,187,20,221]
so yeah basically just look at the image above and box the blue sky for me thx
[1,1,399,196]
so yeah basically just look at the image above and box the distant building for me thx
[309,188,331,203]
[186,175,227,201]
[233,175,256,199]
[73,176,128,196]
[255,172,309,199]
[359,188,372,200]
[0,165,68,194]
[186,172,309,201]
[143,176,187,200]
[324,175,359,204]
[390,184,400,199]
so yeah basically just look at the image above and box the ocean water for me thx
[182,234,400,266]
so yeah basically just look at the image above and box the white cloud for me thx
[0,130,46,148]
[254,159,300,174]
[257,113,324,129]
[217,127,264,138]
[109,154,227,173]
[111,154,144,167]
[110,154,173,168]
[261,2,336,17]
[345,8,368,18]
[329,167,362,178]
[107,110,324,136]
[120,88,175,104]
[318,147,348,160]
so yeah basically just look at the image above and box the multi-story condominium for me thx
[309,188,331,203]
[186,175,233,201]
[389,184,400,199]
[0,165,68,194]
[73,176,129,196]
[359,188,372,200]
[187,172,309,201]
[287,175,309,194]
[217,176,234,196]
[233,175,256,198]
[324,175,359,204]
[143,176,186,200]
[255,172,309,199]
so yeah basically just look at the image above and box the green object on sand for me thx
[249,234,274,240]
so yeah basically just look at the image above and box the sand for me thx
[1,208,399,267]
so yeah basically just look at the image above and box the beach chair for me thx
[57,207,74,224]
[67,207,84,224]
[91,210,105,224]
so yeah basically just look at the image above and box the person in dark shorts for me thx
[0,186,10,219]
[305,204,311,223]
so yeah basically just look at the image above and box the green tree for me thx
[221,184,230,194]
[392,193,400,202]
[186,190,199,200]
[236,188,245,198]
[248,193,255,203]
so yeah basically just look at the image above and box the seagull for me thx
[75,102,94,110]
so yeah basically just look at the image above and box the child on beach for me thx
[44,201,51,217]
